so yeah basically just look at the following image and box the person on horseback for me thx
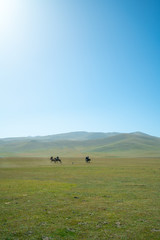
[85,156,91,163]
[50,156,62,163]
[56,156,62,163]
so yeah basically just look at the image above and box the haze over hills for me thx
[0,131,120,142]
[0,131,160,157]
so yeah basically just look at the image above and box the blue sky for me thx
[0,0,160,138]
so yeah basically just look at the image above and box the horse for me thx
[50,156,62,163]
[85,156,91,163]
[55,156,62,163]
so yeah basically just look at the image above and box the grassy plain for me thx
[0,157,160,239]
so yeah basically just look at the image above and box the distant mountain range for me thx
[0,131,160,157]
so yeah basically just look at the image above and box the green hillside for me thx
[0,132,160,157]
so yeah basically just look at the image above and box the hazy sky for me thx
[0,0,160,138]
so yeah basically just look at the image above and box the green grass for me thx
[0,157,160,239]
[1,132,160,158]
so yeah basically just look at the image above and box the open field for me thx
[0,157,160,239]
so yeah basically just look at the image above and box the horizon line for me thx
[0,131,159,140]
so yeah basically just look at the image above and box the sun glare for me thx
[0,0,19,32]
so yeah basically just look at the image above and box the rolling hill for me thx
[0,131,160,157]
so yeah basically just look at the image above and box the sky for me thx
[0,0,160,138]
